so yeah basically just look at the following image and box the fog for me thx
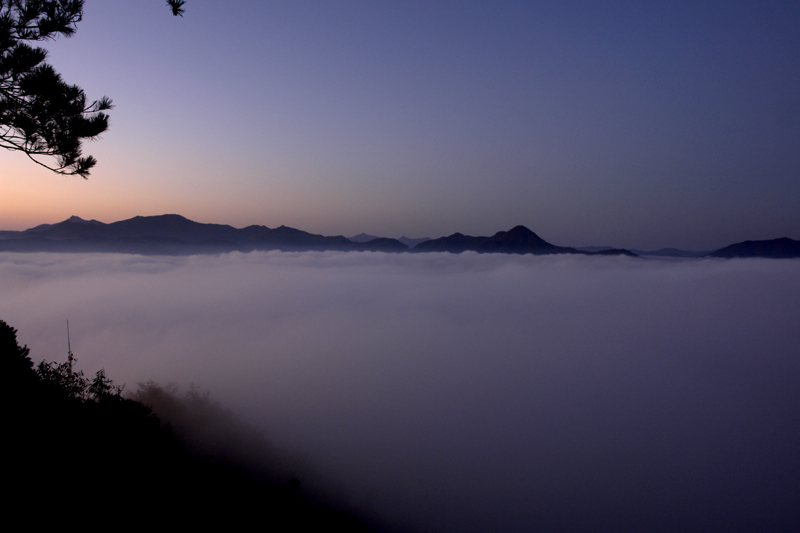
[2,251,799,532]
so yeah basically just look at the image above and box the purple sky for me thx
[1,1,798,250]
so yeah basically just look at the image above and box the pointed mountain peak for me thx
[484,225,555,250]
[506,225,535,236]
[490,225,543,241]
[64,216,103,225]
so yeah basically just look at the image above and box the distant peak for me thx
[349,233,380,243]
[131,214,190,221]
[507,225,534,235]
[64,216,103,225]
[156,214,191,221]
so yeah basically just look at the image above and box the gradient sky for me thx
[1,0,798,250]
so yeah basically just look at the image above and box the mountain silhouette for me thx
[414,225,635,256]
[709,237,800,258]
[350,233,431,249]
[0,216,644,256]
[0,215,406,254]
[397,236,431,249]
[348,233,380,243]
[25,214,788,258]
[630,247,710,258]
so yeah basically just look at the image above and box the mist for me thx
[2,251,799,532]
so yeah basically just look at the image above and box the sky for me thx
[3,251,799,532]
[1,0,799,250]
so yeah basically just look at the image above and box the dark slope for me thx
[1,318,374,531]
[709,237,800,258]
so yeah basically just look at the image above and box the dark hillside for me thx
[1,318,373,531]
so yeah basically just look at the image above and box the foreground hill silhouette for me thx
[1,318,373,531]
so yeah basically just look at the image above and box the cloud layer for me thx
[2,251,799,532]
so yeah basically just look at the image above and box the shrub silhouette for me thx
[0,318,371,531]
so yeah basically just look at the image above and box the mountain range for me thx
[708,237,800,259]
[412,225,636,256]
[0,215,388,254]
[0,214,797,258]
[350,233,431,249]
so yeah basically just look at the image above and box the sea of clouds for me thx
[2,251,799,532]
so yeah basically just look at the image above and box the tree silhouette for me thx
[0,0,113,177]
[2,316,372,530]
[0,317,37,397]
[167,0,186,17]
